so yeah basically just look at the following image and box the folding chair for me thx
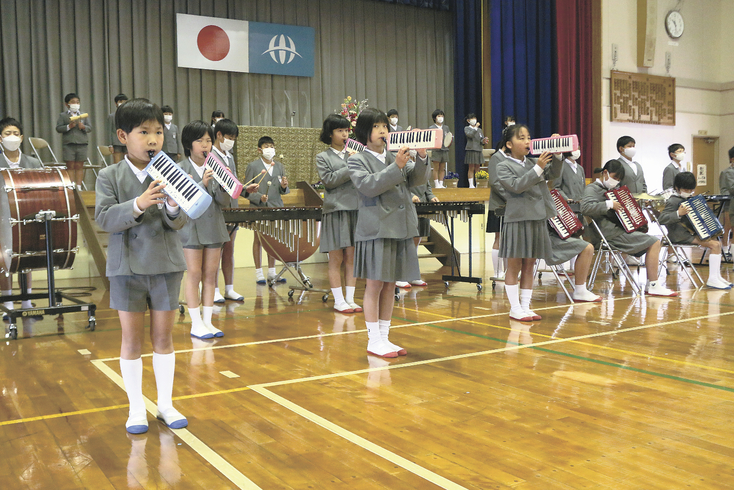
[587,218,643,296]
[97,145,113,167]
[28,137,62,165]
[534,259,575,303]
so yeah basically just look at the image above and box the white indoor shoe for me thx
[572,290,602,302]
[646,281,678,297]
[706,277,733,290]
[395,281,411,289]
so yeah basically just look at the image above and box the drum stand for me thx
[3,210,96,340]
[441,210,483,291]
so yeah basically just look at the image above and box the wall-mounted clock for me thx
[665,11,684,39]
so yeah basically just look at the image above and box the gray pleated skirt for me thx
[608,231,658,257]
[547,234,590,266]
[465,150,483,165]
[499,220,552,260]
[354,238,420,282]
[417,217,431,238]
[320,210,358,253]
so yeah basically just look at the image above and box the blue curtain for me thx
[453,0,482,187]
[490,0,557,146]
[371,0,451,10]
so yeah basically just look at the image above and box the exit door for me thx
[692,136,718,195]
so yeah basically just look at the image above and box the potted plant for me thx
[443,171,459,187]
[475,170,489,188]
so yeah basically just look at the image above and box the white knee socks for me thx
[152,352,175,411]
[120,357,146,416]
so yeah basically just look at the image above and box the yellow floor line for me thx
[251,386,468,490]
[0,403,129,427]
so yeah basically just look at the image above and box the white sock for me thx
[505,284,521,310]
[345,286,356,304]
[214,287,220,295]
[468,178,474,187]
[332,287,346,305]
[434,179,440,187]
[202,306,213,326]
[575,283,589,295]
[188,307,204,327]
[225,285,234,294]
[22,287,32,307]
[708,253,722,281]
[3,289,13,310]
[378,319,401,351]
[520,289,533,310]
[152,352,175,411]
[120,357,146,415]
[366,321,393,355]
[268,267,276,277]
[491,249,500,275]
[255,268,264,280]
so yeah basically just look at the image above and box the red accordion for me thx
[548,189,583,239]
[605,185,648,233]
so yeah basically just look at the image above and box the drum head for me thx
[0,174,12,273]
[443,131,453,148]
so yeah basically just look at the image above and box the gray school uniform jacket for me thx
[316,149,358,214]
[177,158,230,247]
[411,163,436,202]
[348,150,428,241]
[0,152,42,169]
[658,194,695,244]
[107,112,122,147]
[94,161,187,277]
[212,147,240,208]
[429,123,451,151]
[581,180,628,241]
[662,162,681,190]
[388,124,404,133]
[617,156,647,194]
[163,123,182,155]
[496,155,563,223]
[244,158,290,207]
[488,150,508,212]
[719,166,734,212]
[553,159,587,201]
[56,111,92,145]
[464,126,485,151]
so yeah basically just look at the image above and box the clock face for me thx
[666,11,684,39]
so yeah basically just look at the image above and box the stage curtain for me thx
[371,0,450,10]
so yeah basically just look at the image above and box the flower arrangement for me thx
[338,96,368,135]
[445,171,460,180]
[475,170,489,180]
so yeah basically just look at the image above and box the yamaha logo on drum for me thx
[263,35,303,65]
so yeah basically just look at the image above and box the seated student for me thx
[581,159,677,297]
[552,147,586,273]
[161,105,182,162]
[616,135,647,194]
[658,171,732,289]
[55,92,92,191]
[244,136,290,284]
[663,144,686,191]
[0,117,42,314]
[719,146,734,257]
[108,94,128,164]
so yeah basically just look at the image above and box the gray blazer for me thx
[496,155,563,223]
[107,112,123,147]
[316,149,358,214]
[163,123,182,155]
[581,180,627,241]
[244,158,290,207]
[658,194,695,244]
[348,151,428,241]
[488,150,508,212]
[719,166,734,213]
[429,123,451,150]
[56,112,91,145]
[464,126,485,151]
[213,147,240,208]
[662,162,681,190]
[0,152,42,169]
[388,124,404,133]
[617,156,647,194]
[553,159,587,202]
[177,158,231,246]
[94,161,187,277]
[411,163,436,202]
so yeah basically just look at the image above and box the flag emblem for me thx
[262,35,302,65]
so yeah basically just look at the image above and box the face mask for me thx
[680,191,693,198]
[623,147,636,159]
[221,138,235,152]
[674,152,686,161]
[1,135,21,152]
[163,115,173,123]
[69,104,80,112]
[390,117,398,126]
[436,117,444,124]
[262,148,276,161]
[569,150,581,161]
[603,176,619,190]
[506,121,515,127]
[469,119,477,126]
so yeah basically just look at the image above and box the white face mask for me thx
[505,121,515,127]
[680,191,694,198]
[469,119,477,126]
[163,115,173,123]
[69,104,80,112]
[220,138,235,152]
[569,150,581,161]
[262,147,276,161]
[603,176,619,190]
[1,135,22,152]
[390,117,398,126]
[674,152,686,162]
[436,117,444,124]
[623,147,636,159]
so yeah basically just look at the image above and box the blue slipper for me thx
[256,279,266,285]
[157,408,188,429]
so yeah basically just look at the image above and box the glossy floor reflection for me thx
[1,254,733,489]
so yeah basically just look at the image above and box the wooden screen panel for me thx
[610,70,676,125]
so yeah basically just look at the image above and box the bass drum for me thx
[0,168,78,273]
[258,221,321,264]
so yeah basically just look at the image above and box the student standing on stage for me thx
[581,159,677,297]
[108,94,128,164]
[429,109,450,188]
[616,136,647,194]
[95,98,188,433]
[161,105,182,162]
[56,92,92,191]
[178,121,231,339]
[349,108,428,357]
[658,171,732,289]
[316,114,362,313]
[464,113,488,188]
[719,146,734,257]
[211,110,225,128]
[663,143,686,191]
[496,124,562,321]
[244,136,290,284]
[387,109,403,132]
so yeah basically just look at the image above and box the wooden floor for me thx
[1,254,734,489]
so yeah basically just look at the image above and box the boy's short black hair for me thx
[616,135,636,152]
[465,113,477,121]
[214,119,239,139]
[728,146,734,161]
[64,93,78,104]
[181,120,214,158]
[674,171,696,191]
[115,98,165,134]
[160,105,173,114]
[354,108,389,145]
[432,109,445,122]
[386,109,399,117]
[114,93,128,104]
[319,114,350,145]
[595,159,626,181]
[258,136,274,148]
[0,117,23,135]
[668,143,684,158]
[211,110,225,123]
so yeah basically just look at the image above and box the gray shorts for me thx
[183,242,224,250]
[110,272,184,312]
[63,143,88,162]
[431,150,449,164]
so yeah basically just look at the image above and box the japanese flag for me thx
[176,14,249,73]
